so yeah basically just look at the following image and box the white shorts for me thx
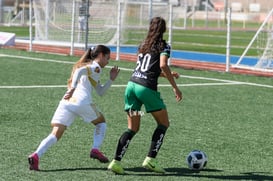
[51,100,101,127]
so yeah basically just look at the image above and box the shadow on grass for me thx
[39,166,273,180]
[182,172,273,181]
[125,167,273,180]
[40,167,106,172]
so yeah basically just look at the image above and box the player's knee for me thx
[157,119,170,128]
[92,114,105,125]
[164,121,170,128]
[51,124,66,140]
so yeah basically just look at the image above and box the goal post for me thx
[233,8,273,72]
[30,0,177,57]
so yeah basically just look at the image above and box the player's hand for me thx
[172,71,179,79]
[173,87,182,102]
[110,66,120,81]
[63,88,75,100]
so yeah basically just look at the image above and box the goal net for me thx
[120,0,170,44]
[233,8,273,72]
[33,0,118,44]
[31,0,175,57]
[32,0,172,44]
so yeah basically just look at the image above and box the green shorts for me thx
[124,81,166,113]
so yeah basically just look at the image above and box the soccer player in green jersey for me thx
[108,17,183,174]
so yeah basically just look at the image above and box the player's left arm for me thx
[160,55,182,102]
[160,71,179,79]
[95,66,120,96]
[159,44,179,79]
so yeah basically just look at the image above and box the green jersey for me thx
[130,44,171,91]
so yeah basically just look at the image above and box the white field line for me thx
[0,85,67,89]
[0,82,242,89]
[1,53,273,89]
[0,53,74,64]
[111,67,273,89]
[179,74,273,89]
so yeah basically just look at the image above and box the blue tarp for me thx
[109,46,257,66]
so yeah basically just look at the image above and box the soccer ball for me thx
[186,150,208,170]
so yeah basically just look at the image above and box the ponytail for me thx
[67,45,110,88]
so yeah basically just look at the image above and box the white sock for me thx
[35,134,57,158]
[92,122,106,150]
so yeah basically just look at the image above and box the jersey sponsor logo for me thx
[68,97,77,103]
[132,71,147,79]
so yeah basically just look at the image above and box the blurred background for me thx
[0,0,272,72]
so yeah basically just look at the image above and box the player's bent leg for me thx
[91,113,105,125]
[90,114,109,163]
[28,125,64,171]
[151,109,169,128]
[51,124,67,140]
[127,111,141,133]
[142,109,168,173]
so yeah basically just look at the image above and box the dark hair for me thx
[138,17,167,54]
[67,45,110,88]
[85,45,110,60]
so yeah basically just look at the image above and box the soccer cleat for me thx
[107,159,124,174]
[28,153,39,171]
[142,156,166,173]
[90,149,109,163]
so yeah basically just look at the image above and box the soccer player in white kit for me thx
[28,45,120,171]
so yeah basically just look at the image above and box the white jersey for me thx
[68,61,102,105]
[52,61,112,126]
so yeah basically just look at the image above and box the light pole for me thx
[0,0,3,23]
[149,0,153,20]
[85,0,90,51]
[224,0,228,23]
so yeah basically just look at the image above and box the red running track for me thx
[4,42,273,78]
